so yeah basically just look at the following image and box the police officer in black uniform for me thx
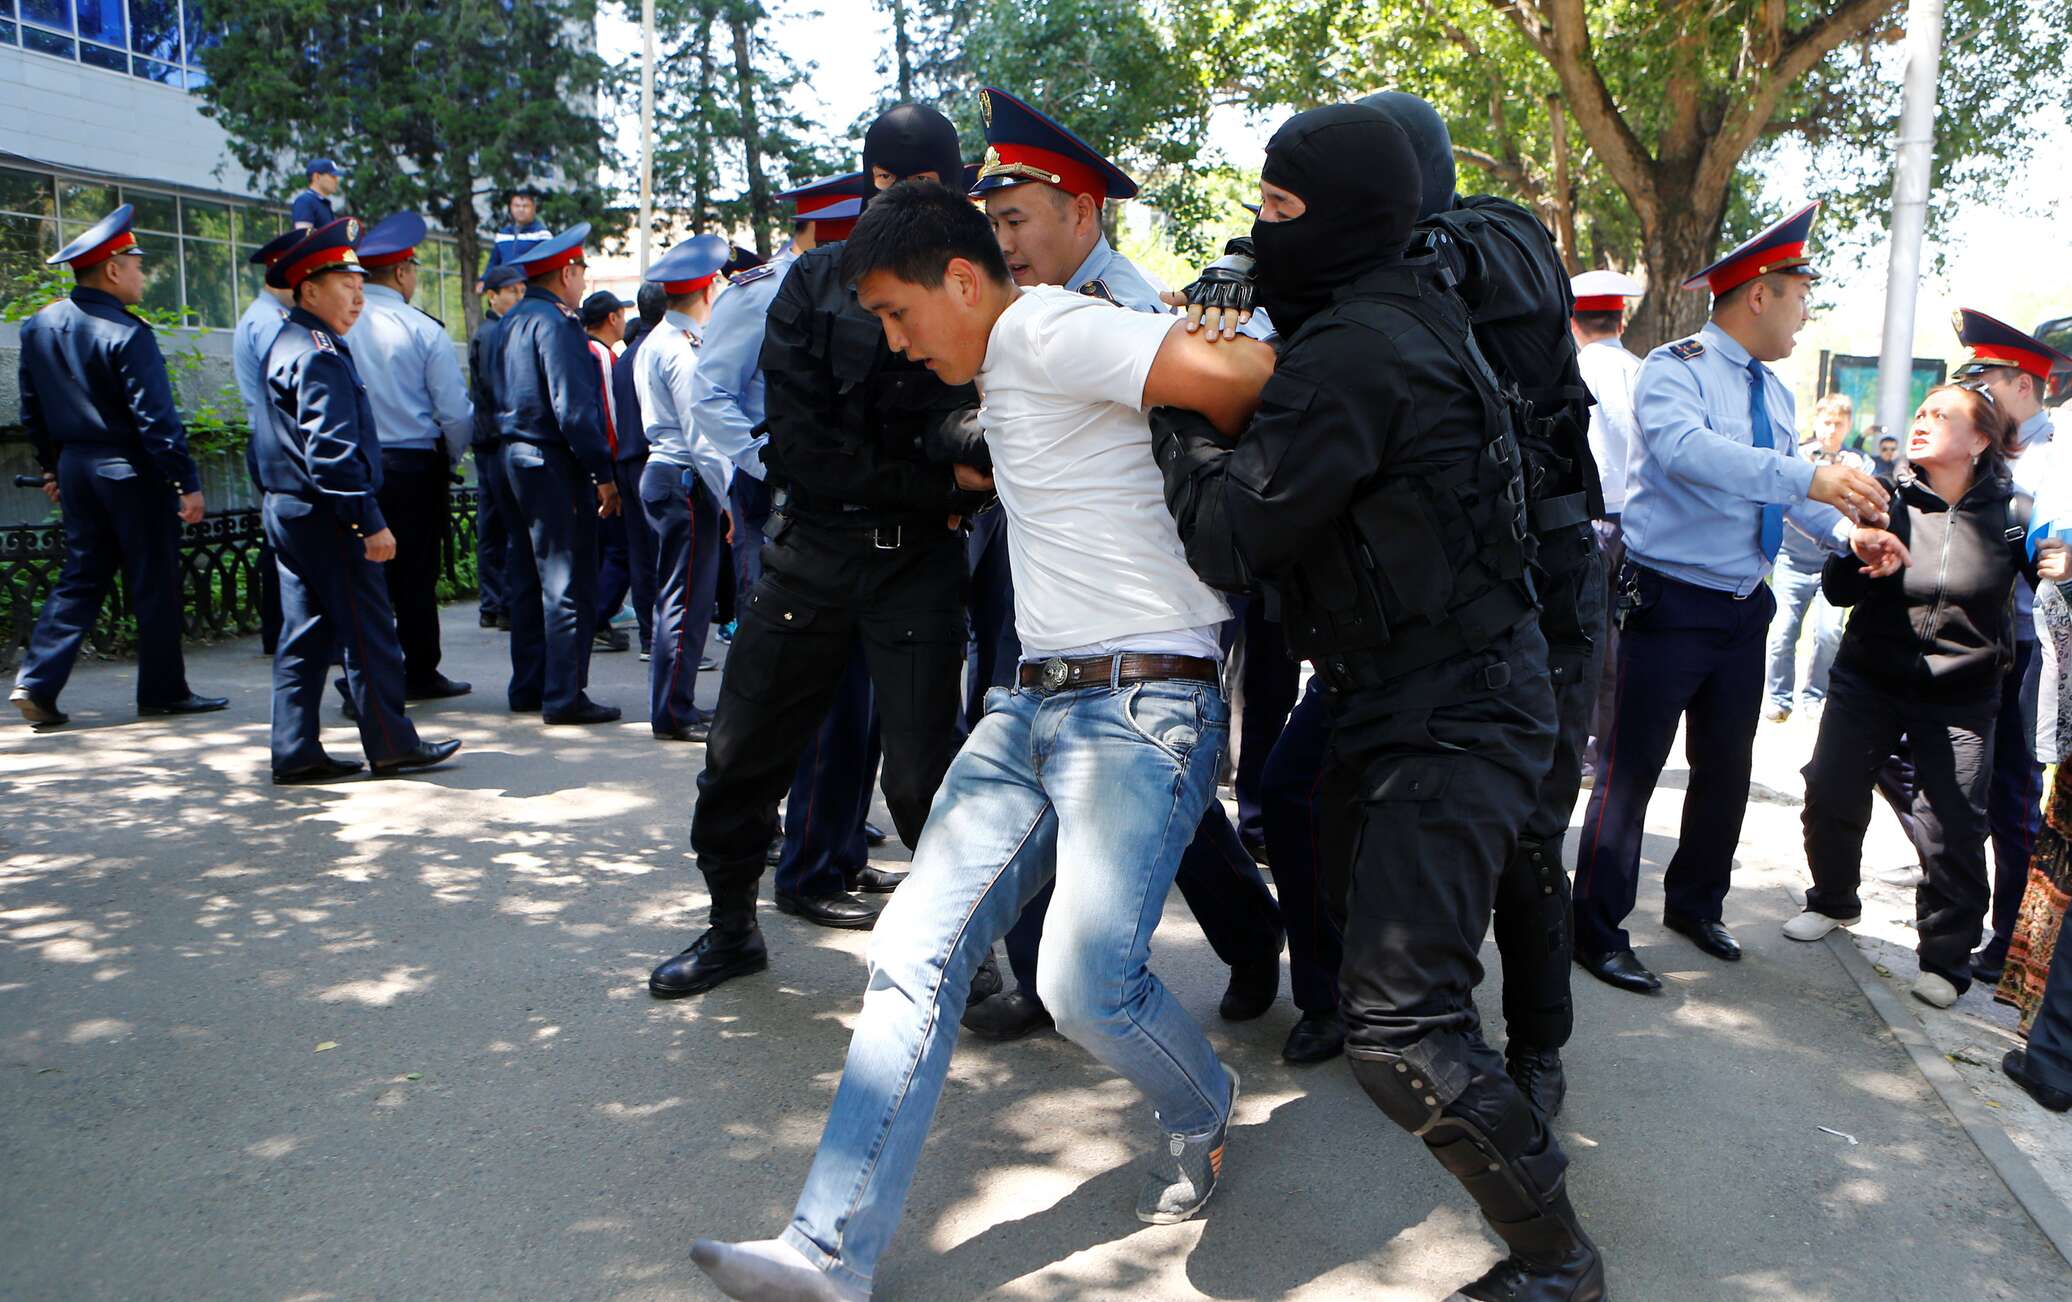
[254,220,460,784]
[1156,106,1602,1301]
[470,263,527,630]
[11,204,226,728]
[648,105,990,998]
[482,223,623,724]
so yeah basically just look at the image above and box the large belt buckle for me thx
[873,524,902,551]
[1039,657,1070,692]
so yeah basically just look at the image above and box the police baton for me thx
[14,474,50,488]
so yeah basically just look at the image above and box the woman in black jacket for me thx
[1785,384,2069,1008]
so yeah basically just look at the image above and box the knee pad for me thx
[1344,1033,1476,1136]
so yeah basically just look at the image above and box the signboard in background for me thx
[1818,351,1946,449]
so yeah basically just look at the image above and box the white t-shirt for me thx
[976,286,1231,657]
[1577,336,1642,515]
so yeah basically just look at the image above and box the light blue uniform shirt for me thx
[2011,408,2056,633]
[690,244,800,482]
[345,283,473,461]
[1623,320,1848,596]
[637,309,732,503]
[233,292,291,438]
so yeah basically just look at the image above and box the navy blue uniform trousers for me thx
[1261,681,1346,1014]
[963,509,1019,731]
[1233,596,1301,848]
[18,448,190,706]
[1575,566,1774,955]
[473,446,512,620]
[495,440,599,715]
[1987,637,2045,953]
[2026,897,2072,1093]
[774,641,881,897]
[264,493,419,769]
[609,455,657,650]
[640,460,722,733]
[375,447,452,690]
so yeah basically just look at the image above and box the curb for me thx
[1822,925,2072,1266]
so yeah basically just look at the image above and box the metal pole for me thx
[640,0,656,271]
[1873,0,1945,438]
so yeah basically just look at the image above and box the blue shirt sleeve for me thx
[420,315,475,463]
[690,287,769,481]
[291,191,323,229]
[1634,352,1815,506]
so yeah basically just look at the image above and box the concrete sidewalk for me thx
[0,608,2066,1299]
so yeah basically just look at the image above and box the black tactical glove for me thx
[1179,237,1258,336]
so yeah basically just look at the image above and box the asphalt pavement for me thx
[1,608,2066,1300]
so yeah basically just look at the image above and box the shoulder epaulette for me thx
[1667,338,1705,361]
[730,262,777,287]
[414,305,446,329]
[311,329,337,353]
[1078,279,1121,306]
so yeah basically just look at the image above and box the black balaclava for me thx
[1252,104,1422,335]
[861,104,964,209]
[1357,90,1456,218]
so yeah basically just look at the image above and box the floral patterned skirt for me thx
[1995,763,2072,1035]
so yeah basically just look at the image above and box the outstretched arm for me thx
[1140,325,1276,438]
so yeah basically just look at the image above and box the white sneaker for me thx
[1910,972,1959,1008]
[1782,909,1858,942]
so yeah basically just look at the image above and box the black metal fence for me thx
[0,488,480,669]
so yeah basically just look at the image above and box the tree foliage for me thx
[195,0,619,332]
[1170,0,2072,349]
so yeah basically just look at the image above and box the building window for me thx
[6,0,215,90]
[0,162,464,334]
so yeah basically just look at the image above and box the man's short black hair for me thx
[1573,309,1622,334]
[840,179,1012,290]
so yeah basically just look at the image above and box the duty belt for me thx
[1016,653,1219,693]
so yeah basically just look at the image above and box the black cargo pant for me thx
[1801,664,1997,990]
[1496,528,1606,1051]
[1322,622,1568,1215]
[691,515,967,922]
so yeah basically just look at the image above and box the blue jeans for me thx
[782,675,1235,1292]
[1765,553,1840,708]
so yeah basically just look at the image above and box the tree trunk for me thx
[454,166,482,334]
[1627,200,1724,353]
[730,15,772,256]
[1547,95,1579,275]
[892,0,913,101]
[691,14,715,233]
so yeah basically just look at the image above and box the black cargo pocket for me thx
[730,583,828,703]
[885,611,966,711]
[1367,758,1456,804]
[1233,372,1317,495]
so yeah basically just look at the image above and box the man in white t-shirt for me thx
[1570,269,1643,780]
[690,181,1276,1302]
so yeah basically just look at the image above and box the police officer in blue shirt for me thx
[254,220,461,783]
[11,205,227,729]
[610,280,666,657]
[1573,203,1897,992]
[347,212,475,702]
[292,159,343,230]
[634,236,731,742]
[235,229,304,656]
[690,180,907,933]
[470,264,528,629]
[482,223,623,724]
[959,85,1286,1041]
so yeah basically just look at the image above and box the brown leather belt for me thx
[1016,653,1220,693]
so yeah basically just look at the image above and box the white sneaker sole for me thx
[1782,913,1860,942]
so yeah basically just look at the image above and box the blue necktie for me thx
[1746,358,1785,560]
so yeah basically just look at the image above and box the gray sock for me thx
[688,1238,866,1302]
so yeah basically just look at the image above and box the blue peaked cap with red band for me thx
[775,173,864,223]
[970,86,1137,201]
[511,222,591,277]
[49,204,140,268]
[1682,201,1821,295]
[1952,308,2072,384]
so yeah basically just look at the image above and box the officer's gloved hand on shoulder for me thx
[1161,236,1257,342]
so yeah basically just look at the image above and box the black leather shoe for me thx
[969,951,1004,1006]
[139,693,229,716]
[406,675,472,701]
[1664,912,1741,961]
[852,865,906,894]
[1973,938,2009,987]
[273,755,364,785]
[594,625,631,653]
[1241,834,1271,867]
[509,696,543,714]
[1507,1045,1568,1120]
[649,925,769,998]
[653,718,712,742]
[1576,947,1662,994]
[335,678,359,721]
[1281,1009,1345,1064]
[1219,955,1280,1021]
[478,610,501,629]
[373,738,462,774]
[863,821,889,847]
[698,656,718,671]
[1456,1241,1605,1302]
[2004,1049,2072,1112]
[495,612,513,632]
[543,699,621,725]
[775,890,879,929]
[10,687,67,728]
[961,989,1054,1041]
[765,837,786,866]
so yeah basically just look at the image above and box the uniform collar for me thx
[69,286,123,310]
[522,285,574,316]
[2021,408,2054,445]
[1064,234,1115,294]
[362,283,406,306]
[663,309,704,343]
[286,305,349,344]
[1698,320,1755,369]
